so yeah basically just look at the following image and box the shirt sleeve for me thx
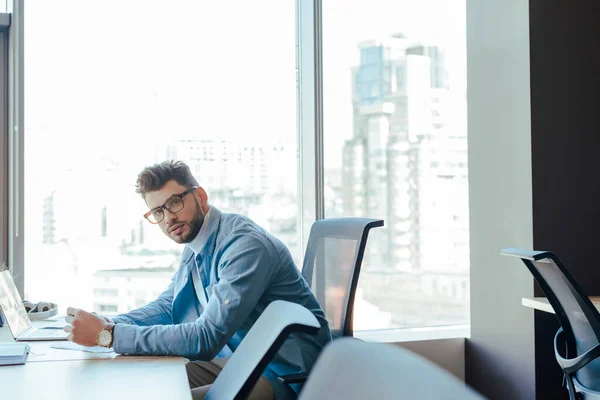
[111,275,176,326]
[112,231,279,359]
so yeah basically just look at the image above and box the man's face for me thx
[144,180,206,244]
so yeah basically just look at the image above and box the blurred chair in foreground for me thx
[299,337,486,400]
[204,300,320,400]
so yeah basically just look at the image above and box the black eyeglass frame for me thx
[143,186,198,224]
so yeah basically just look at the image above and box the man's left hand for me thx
[63,307,107,347]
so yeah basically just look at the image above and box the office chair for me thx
[204,300,320,400]
[298,337,486,400]
[502,248,600,400]
[279,217,384,385]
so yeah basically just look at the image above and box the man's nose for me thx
[164,208,178,223]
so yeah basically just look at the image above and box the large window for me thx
[11,0,470,334]
[23,1,298,312]
[323,0,469,329]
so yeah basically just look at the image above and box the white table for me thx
[0,323,192,400]
[522,296,600,314]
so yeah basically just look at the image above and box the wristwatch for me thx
[97,323,115,348]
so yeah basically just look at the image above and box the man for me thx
[64,160,331,399]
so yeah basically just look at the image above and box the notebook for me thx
[0,342,30,366]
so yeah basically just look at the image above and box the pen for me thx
[40,327,64,330]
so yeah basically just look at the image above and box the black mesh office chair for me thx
[502,248,600,400]
[279,218,384,385]
[298,337,486,400]
[204,300,320,400]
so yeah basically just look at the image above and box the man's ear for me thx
[195,186,209,210]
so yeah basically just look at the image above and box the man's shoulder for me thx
[216,213,279,252]
[218,212,264,237]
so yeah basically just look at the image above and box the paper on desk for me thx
[50,342,114,353]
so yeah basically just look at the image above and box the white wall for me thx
[466,0,535,398]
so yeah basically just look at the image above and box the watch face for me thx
[98,329,112,347]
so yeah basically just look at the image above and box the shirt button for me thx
[224,299,230,305]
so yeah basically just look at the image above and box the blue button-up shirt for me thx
[112,206,331,399]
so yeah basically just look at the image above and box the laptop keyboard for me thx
[25,328,68,339]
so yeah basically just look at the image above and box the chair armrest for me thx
[277,372,308,384]
[554,327,600,374]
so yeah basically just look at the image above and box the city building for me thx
[339,34,469,327]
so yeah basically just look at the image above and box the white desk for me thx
[0,324,192,400]
[522,296,600,314]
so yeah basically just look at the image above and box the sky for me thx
[24,0,465,168]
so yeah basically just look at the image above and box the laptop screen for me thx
[0,270,31,337]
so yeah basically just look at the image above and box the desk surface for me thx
[0,324,192,399]
[522,296,600,314]
[1,357,192,400]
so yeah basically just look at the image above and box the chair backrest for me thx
[301,218,384,338]
[501,248,600,390]
[299,337,485,400]
[205,300,320,400]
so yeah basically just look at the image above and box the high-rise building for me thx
[341,34,469,327]
[406,44,449,89]
[345,36,430,272]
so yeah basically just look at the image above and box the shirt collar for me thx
[186,206,212,255]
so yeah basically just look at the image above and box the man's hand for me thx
[63,307,108,347]
[92,312,114,324]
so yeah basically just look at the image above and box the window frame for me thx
[6,0,22,296]
[0,13,10,274]
[297,0,324,251]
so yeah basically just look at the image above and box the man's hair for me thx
[135,160,199,197]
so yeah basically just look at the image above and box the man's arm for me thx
[111,275,176,326]
[112,232,279,359]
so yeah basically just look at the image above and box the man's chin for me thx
[170,234,188,244]
[167,231,184,243]
[170,232,195,244]
[167,222,200,244]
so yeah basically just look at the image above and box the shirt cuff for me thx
[112,323,136,354]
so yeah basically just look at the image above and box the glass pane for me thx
[323,0,469,329]
[24,0,298,313]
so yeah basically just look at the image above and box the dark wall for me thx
[530,1,600,399]
[530,1,600,295]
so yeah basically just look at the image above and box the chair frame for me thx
[502,248,600,400]
[279,218,383,385]
[301,218,384,338]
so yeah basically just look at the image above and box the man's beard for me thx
[181,199,204,243]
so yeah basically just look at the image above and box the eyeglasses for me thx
[143,186,197,224]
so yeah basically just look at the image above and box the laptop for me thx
[0,270,69,341]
